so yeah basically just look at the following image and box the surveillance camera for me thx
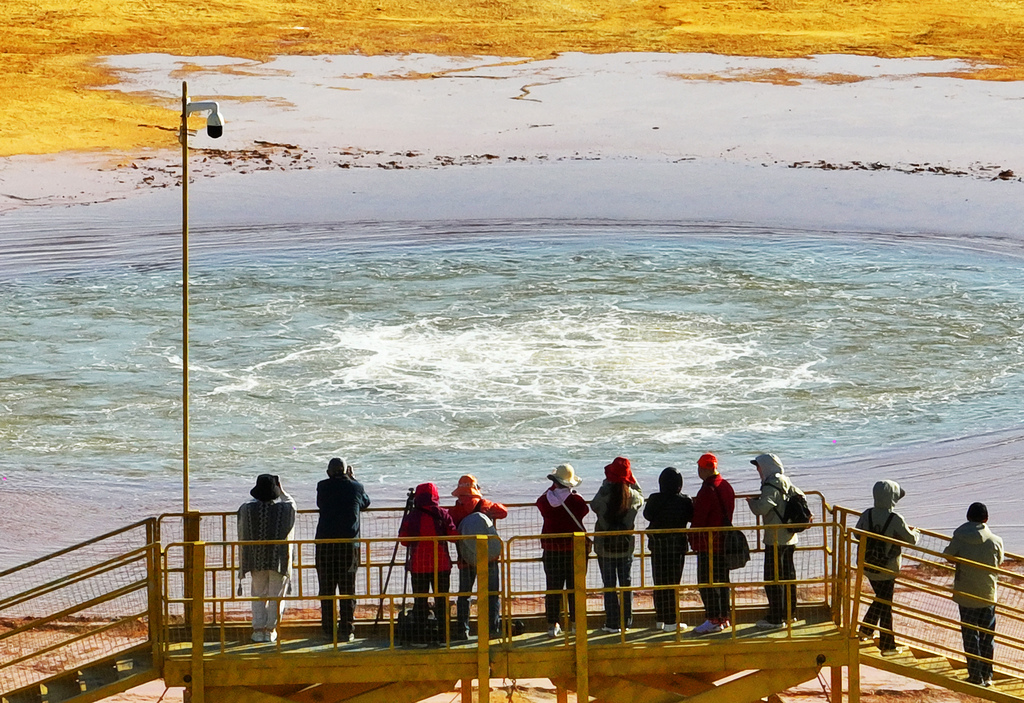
[206,111,224,139]
[185,100,225,139]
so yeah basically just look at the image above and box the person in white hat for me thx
[536,463,589,637]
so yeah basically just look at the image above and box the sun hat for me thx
[604,456,637,485]
[452,474,483,497]
[547,463,582,488]
[697,453,718,472]
[250,474,282,502]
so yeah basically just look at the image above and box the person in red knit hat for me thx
[690,453,735,635]
[591,457,644,633]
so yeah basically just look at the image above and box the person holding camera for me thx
[237,474,296,643]
[315,457,371,641]
[592,457,644,633]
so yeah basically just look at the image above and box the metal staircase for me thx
[863,643,1024,702]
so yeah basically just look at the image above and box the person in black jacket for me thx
[315,457,371,641]
[643,467,694,632]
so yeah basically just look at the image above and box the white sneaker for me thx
[267,629,278,643]
[600,626,621,634]
[548,623,562,637]
[346,633,355,643]
[655,621,665,630]
[756,619,785,631]
[664,622,687,632]
[694,619,725,635]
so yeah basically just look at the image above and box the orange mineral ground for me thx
[2,0,1024,157]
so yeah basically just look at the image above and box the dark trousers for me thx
[697,551,731,621]
[960,605,996,682]
[316,542,359,637]
[410,571,451,629]
[597,555,633,629]
[860,577,896,650]
[764,543,797,624]
[456,561,500,638]
[651,549,685,625]
[542,550,576,625]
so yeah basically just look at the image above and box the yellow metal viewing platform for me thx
[3,495,1023,703]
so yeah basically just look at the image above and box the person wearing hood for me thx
[591,457,645,633]
[690,453,735,635]
[536,463,590,637]
[398,483,458,639]
[643,466,694,632]
[854,479,920,654]
[449,474,507,641]
[943,502,1005,687]
[237,474,297,643]
[747,453,804,630]
[315,457,371,641]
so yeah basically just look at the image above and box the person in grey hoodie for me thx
[643,467,694,632]
[943,502,1005,687]
[746,453,804,629]
[591,457,644,633]
[855,480,920,654]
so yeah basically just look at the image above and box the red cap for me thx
[604,456,636,485]
[697,453,718,472]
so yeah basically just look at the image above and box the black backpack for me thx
[862,509,898,568]
[770,483,813,534]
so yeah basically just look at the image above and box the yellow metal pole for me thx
[180,80,190,513]
[572,533,589,703]
[476,536,490,703]
[189,541,206,703]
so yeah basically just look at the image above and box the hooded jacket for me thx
[746,455,802,547]
[943,521,1005,607]
[854,480,920,580]
[643,467,694,554]
[591,479,645,558]
[399,483,458,574]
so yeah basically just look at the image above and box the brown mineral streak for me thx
[2,0,1024,157]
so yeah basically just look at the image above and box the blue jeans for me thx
[598,555,633,629]
[960,604,996,682]
[456,561,500,638]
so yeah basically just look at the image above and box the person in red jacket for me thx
[690,453,735,635]
[536,463,590,637]
[398,483,458,639]
[449,474,508,640]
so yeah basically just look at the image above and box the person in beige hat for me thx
[536,463,589,637]
[449,474,508,640]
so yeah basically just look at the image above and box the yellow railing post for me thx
[182,511,201,636]
[145,519,164,674]
[476,535,490,703]
[188,541,206,703]
[572,533,589,703]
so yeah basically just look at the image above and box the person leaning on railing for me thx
[691,453,735,636]
[237,474,297,644]
[536,463,590,638]
[592,457,645,634]
[854,479,920,656]
[315,458,370,642]
[943,502,1005,688]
